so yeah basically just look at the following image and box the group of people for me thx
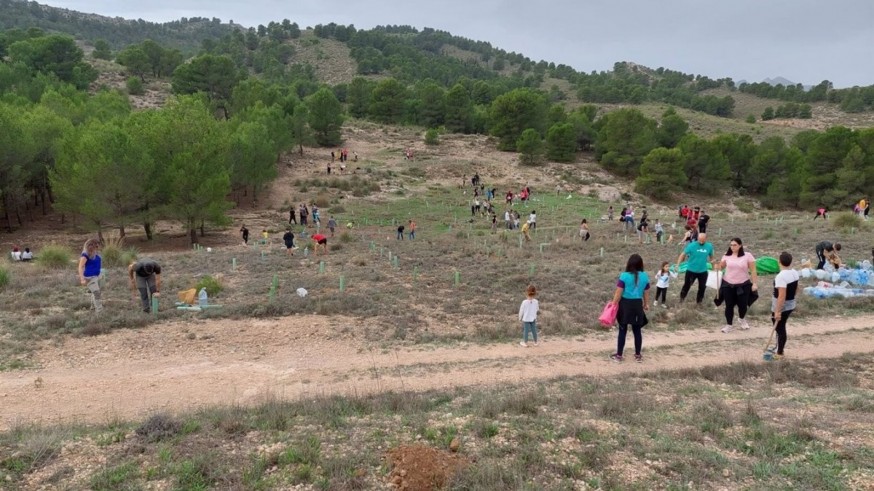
[289,203,321,227]
[240,224,331,256]
[77,238,162,314]
[9,246,34,262]
[612,205,667,244]
[599,231,800,363]
[396,220,416,240]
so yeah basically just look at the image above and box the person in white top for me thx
[771,252,800,361]
[518,285,540,347]
[20,248,33,261]
[11,246,21,261]
[528,210,537,231]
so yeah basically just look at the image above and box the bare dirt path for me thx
[2,314,874,430]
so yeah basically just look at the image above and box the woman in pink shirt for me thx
[715,237,759,333]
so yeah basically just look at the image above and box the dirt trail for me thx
[2,314,874,430]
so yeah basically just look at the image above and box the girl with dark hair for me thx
[609,254,650,362]
[715,237,759,333]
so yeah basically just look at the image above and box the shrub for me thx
[314,194,331,208]
[833,212,863,231]
[0,266,9,289]
[36,244,72,270]
[339,232,354,243]
[125,76,144,95]
[196,275,223,296]
[120,248,139,266]
[100,235,131,267]
[135,413,182,442]
[424,128,440,145]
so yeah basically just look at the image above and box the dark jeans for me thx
[617,324,642,356]
[771,310,794,354]
[816,248,826,269]
[655,287,667,304]
[721,282,750,325]
[135,274,157,313]
[680,270,708,304]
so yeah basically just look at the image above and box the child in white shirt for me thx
[518,285,540,347]
[654,261,675,307]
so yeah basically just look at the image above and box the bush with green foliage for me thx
[832,212,863,231]
[424,128,440,145]
[36,244,72,270]
[0,266,9,289]
[516,129,544,166]
[125,76,144,95]
[196,275,223,296]
[101,238,139,268]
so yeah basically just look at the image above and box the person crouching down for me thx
[129,259,162,313]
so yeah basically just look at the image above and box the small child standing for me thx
[654,220,664,243]
[655,261,672,307]
[518,285,539,347]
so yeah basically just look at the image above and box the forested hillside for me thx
[0,0,235,52]
[2,2,874,239]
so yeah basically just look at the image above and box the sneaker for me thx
[634,354,643,363]
[519,341,528,347]
[533,341,539,346]
[610,353,623,363]
[773,354,784,361]
[661,303,667,308]
[653,300,658,306]
[739,318,751,330]
[721,324,734,333]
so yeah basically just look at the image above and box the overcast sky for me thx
[44,0,874,88]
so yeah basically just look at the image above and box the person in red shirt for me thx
[312,233,328,255]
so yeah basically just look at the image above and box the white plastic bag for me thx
[706,271,721,290]
[296,287,308,298]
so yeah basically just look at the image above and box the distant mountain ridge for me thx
[737,76,812,91]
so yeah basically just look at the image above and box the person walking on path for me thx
[78,238,103,314]
[815,241,841,270]
[609,254,650,363]
[676,232,714,305]
[715,237,759,333]
[128,258,161,313]
[283,229,295,256]
[518,285,539,347]
[771,252,801,361]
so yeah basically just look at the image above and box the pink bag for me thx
[599,302,618,327]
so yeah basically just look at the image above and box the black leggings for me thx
[655,287,667,304]
[617,324,642,356]
[721,282,750,325]
[680,271,708,304]
[771,310,793,354]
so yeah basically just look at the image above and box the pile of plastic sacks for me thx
[802,260,874,298]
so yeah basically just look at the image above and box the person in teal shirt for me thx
[609,254,650,363]
[675,232,714,304]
